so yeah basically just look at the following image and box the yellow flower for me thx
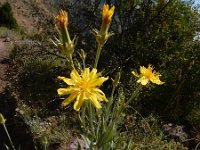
[55,10,68,27]
[102,4,115,26]
[132,65,164,85]
[57,68,108,111]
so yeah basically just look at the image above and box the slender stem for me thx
[44,144,47,150]
[88,102,95,138]
[79,104,86,133]
[65,27,72,43]
[111,85,142,125]
[110,85,116,103]
[82,57,86,69]
[43,137,48,150]
[2,123,16,150]
[126,85,143,106]
[94,44,102,69]
[68,54,75,69]
[62,26,75,69]
[105,85,116,123]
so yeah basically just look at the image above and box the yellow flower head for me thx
[55,10,68,27]
[132,65,165,85]
[102,4,115,25]
[57,68,108,111]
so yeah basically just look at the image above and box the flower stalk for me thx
[105,72,121,123]
[93,4,115,68]
[126,85,143,105]
[53,10,76,69]
[79,49,86,69]
[94,44,102,69]
[0,113,16,150]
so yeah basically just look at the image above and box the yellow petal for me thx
[103,4,109,15]
[70,69,81,82]
[96,92,108,102]
[89,95,102,109]
[150,76,165,85]
[82,68,90,79]
[148,65,154,70]
[93,88,107,101]
[137,77,149,85]
[56,10,68,27]
[109,6,115,17]
[102,4,115,25]
[140,66,148,75]
[74,93,85,111]
[131,70,139,77]
[61,92,78,107]
[91,77,108,87]
[89,68,97,80]
[57,88,72,96]
[57,76,75,85]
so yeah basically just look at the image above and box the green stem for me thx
[2,123,16,150]
[65,27,71,43]
[43,137,48,150]
[82,57,86,69]
[94,44,102,69]
[126,85,143,106]
[105,85,116,123]
[110,85,116,103]
[88,102,95,138]
[61,26,71,44]
[111,85,142,125]
[79,104,86,133]
[68,54,75,69]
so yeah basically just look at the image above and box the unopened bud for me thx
[0,113,6,124]
[80,49,86,60]
[113,72,121,87]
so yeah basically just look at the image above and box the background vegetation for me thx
[0,2,18,29]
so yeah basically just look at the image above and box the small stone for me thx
[3,37,11,42]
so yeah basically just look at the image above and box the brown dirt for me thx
[0,38,9,93]
[0,0,56,92]
[1,0,55,34]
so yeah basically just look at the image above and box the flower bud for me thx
[0,113,6,124]
[55,10,68,28]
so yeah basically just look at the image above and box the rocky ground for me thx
[1,0,56,34]
[0,0,57,93]
[0,38,9,93]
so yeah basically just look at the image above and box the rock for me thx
[162,123,198,149]
[69,138,86,150]
[0,58,10,64]
[3,37,11,42]
[163,123,188,142]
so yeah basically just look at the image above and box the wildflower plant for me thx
[54,3,165,149]
[0,113,16,150]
